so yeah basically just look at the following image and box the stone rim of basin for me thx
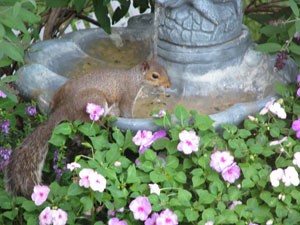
[14,27,297,132]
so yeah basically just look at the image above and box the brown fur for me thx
[5,61,170,197]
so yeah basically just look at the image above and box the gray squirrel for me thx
[5,60,170,197]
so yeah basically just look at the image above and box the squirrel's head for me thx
[141,60,171,88]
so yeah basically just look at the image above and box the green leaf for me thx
[166,155,179,169]
[19,8,41,24]
[138,160,153,172]
[0,191,12,209]
[270,126,280,138]
[53,122,72,135]
[0,23,5,39]
[291,189,300,203]
[0,13,27,33]
[255,43,282,53]
[133,0,151,13]
[0,74,18,83]
[105,144,120,164]
[296,20,300,33]
[2,208,18,220]
[92,0,111,34]
[202,208,217,221]
[46,0,68,7]
[0,97,15,109]
[192,176,205,188]
[80,196,93,212]
[249,143,263,154]
[242,179,255,188]
[126,165,140,183]
[284,209,300,225]
[178,189,192,206]
[74,0,86,12]
[49,133,67,147]
[150,169,166,183]
[196,190,216,204]
[112,0,130,24]
[237,129,252,138]
[174,105,189,123]
[289,0,299,16]
[0,40,24,62]
[67,182,83,196]
[276,204,288,219]
[217,209,239,224]
[144,149,157,162]
[90,135,109,151]
[194,114,214,130]
[260,191,278,207]
[152,138,168,150]
[22,200,37,212]
[174,171,187,183]
[112,128,125,146]
[289,42,300,55]
[13,2,21,17]
[78,122,100,137]
[185,208,199,222]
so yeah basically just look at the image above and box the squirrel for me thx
[5,59,171,197]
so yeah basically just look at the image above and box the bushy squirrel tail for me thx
[5,109,64,197]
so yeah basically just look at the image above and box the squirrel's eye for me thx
[152,73,159,79]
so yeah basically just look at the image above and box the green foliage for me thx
[243,0,300,66]
[2,0,300,224]
[0,0,40,67]
[1,85,300,224]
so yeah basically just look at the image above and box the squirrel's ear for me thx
[141,60,150,72]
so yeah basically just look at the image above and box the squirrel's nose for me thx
[164,82,171,88]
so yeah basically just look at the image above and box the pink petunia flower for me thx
[132,130,154,154]
[133,130,167,154]
[270,168,284,187]
[79,168,94,188]
[107,210,115,216]
[210,151,234,173]
[221,162,241,183]
[204,222,214,225]
[89,171,107,192]
[156,209,178,225]
[39,207,53,225]
[282,166,300,186]
[145,213,160,225]
[292,119,300,138]
[293,152,300,168]
[259,99,286,119]
[0,90,6,98]
[52,208,68,225]
[297,88,300,97]
[269,102,286,119]
[31,185,50,206]
[25,106,37,116]
[108,218,128,225]
[152,110,166,118]
[269,136,287,146]
[67,162,81,171]
[177,130,200,155]
[228,200,242,210]
[114,161,122,167]
[86,103,104,121]
[129,196,152,221]
[259,99,275,115]
[149,183,160,195]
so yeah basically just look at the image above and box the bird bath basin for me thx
[15,13,298,132]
